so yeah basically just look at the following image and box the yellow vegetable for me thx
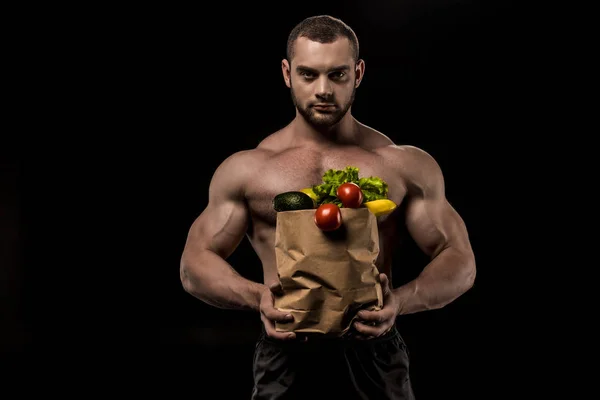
[299,187,318,206]
[363,199,397,217]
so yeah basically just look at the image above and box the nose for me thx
[315,77,333,101]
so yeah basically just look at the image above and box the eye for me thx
[300,71,315,79]
[330,71,346,80]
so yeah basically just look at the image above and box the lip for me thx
[313,104,336,109]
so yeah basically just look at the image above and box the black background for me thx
[3,1,533,398]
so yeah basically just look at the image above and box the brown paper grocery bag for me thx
[273,207,383,337]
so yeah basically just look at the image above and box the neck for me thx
[291,109,360,145]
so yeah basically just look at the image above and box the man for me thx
[180,15,476,399]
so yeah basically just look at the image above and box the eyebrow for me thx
[296,64,351,73]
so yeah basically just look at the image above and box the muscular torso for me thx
[242,126,409,288]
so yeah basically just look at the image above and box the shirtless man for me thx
[180,15,476,400]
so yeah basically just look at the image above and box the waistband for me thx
[259,324,400,346]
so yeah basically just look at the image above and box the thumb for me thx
[379,273,391,295]
[269,281,284,296]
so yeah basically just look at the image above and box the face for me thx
[282,37,365,128]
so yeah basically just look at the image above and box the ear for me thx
[281,58,291,88]
[354,59,365,88]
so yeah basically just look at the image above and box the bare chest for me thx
[245,147,406,227]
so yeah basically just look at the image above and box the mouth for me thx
[312,104,336,111]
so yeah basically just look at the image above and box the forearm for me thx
[180,249,265,312]
[394,247,476,315]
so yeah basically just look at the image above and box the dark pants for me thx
[251,326,415,400]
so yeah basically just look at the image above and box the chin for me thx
[315,114,345,127]
[297,105,344,128]
[306,116,334,127]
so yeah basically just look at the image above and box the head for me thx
[282,15,365,129]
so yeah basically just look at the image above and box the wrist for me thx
[251,283,268,312]
[391,288,402,317]
[392,283,414,316]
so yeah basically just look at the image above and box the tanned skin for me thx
[180,36,476,340]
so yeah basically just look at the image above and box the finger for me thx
[261,302,294,322]
[357,309,385,323]
[269,281,284,296]
[260,289,294,322]
[359,307,396,323]
[261,312,296,340]
[379,273,391,295]
[354,320,388,338]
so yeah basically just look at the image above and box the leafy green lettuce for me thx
[312,166,388,207]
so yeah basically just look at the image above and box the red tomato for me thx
[314,203,342,231]
[336,182,363,208]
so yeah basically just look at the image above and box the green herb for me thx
[312,166,388,206]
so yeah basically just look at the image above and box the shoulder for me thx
[255,127,291,152]
[213,129,285,173]
[356,123,396,150]
[209,146,275,196]
[377,144,440,169]
[213,126,291,178]
[376,144,444,195]
[216,147,271,169]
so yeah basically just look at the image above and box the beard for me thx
[291,84,355,129]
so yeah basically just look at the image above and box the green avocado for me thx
[273,191,316,212]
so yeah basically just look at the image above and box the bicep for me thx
[182,154,251,262]
[405,195,471,259]
[399,146,471,258]
[185,197,249,260]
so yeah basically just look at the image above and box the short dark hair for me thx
[286,15,359,62]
